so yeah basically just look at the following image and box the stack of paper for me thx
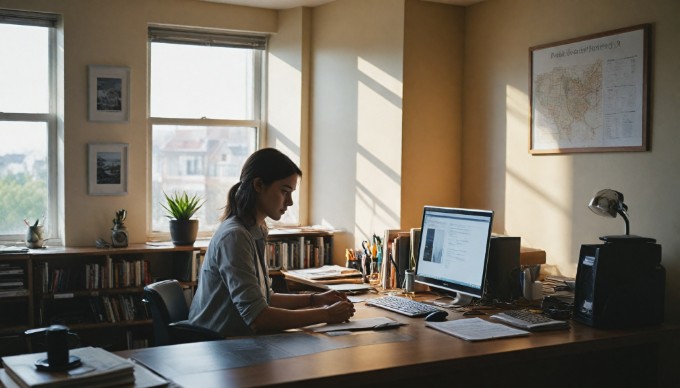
[0,346,167,388]
[425,318,529,341]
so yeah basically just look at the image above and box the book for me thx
[284,265,361,280]
[0,288,29,298]
[283,266,364,290]
[0,246,29,254]
[425,317,529,341]
[1,346,137,388]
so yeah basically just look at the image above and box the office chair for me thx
[143,279,222,346]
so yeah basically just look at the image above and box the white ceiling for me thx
[202,0,483,10]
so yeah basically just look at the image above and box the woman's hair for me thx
[222,148,302,224]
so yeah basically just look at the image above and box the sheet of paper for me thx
[425,317,529,341]
[309,317,403,332]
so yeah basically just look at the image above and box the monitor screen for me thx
[414,206,494,305]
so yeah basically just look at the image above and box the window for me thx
[149,27,266,235]
[0,10,58,241]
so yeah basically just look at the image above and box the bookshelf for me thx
[0,244,198,357]
[0,253,33,356]
[0,230,334,357]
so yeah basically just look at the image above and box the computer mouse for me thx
[424,310,449,322]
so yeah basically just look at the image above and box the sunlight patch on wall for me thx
[354,56,403,241]
[357,57,402,98]
[505,84,575,274]
[267,53,301,155]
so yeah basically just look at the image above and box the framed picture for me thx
[88,143,128,196]
[88,65,130,122]
[530,24,650,154]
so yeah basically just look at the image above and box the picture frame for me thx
[529,24,650,154]
[88,65,130,122]
[88,143,128,196]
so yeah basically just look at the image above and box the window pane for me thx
[151,125,256,232]
[0,122,49,235]
[0,23,50,113]
[150,43,254,119]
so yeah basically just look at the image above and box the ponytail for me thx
[222,181,241,222]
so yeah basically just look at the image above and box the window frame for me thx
[147,27,267,240]
[0,10,59,243]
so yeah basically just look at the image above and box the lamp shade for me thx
[588,189,626,219]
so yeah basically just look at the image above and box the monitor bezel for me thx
[414,206,494,300]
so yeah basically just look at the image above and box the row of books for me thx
[89,294,150,323]
[0,263,28,298]
[126,330,149,350]
[40,257,152,293]
[265,237,330,270]
[40,294,151,326]
[381,229,416,290]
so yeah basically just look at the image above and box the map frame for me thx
[529,24,650,154]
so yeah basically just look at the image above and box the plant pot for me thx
[111,225,128,248]
[169,219,199,246]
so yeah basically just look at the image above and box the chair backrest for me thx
[143,279,189,346]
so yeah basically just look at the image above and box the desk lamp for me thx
[587,189,654,243]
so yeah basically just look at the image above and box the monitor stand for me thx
[435,291,474,307]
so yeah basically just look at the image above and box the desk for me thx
[117,296,680,387]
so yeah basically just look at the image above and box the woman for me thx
[188,148,355,336]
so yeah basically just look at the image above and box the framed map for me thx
[530,24,650,154]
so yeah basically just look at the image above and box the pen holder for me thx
[404,270,415,293]
[25,225,44,249]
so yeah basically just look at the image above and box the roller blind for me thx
[0,9,57,27]
[148,26,267,50]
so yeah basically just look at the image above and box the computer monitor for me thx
[414,206,494,306]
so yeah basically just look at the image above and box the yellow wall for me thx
[0,0,276,246]
[463,0,680,321]
[309,0,405,254]
[402,0,465,229]
[267,7,312,225]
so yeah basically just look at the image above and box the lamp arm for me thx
[617,209,630,235]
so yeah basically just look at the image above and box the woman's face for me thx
[254,173,299,224]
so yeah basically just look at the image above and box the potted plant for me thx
[111,209,128,248]
[161,192,205,246]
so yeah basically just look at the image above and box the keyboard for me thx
[366,296,442,317]
[490,309,570,331]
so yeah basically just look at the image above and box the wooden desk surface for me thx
[117,293,680,387]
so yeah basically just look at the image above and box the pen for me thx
[372,322,400,330]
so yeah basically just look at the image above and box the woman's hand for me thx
[324,301,355,323]
[310,290,349,307]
